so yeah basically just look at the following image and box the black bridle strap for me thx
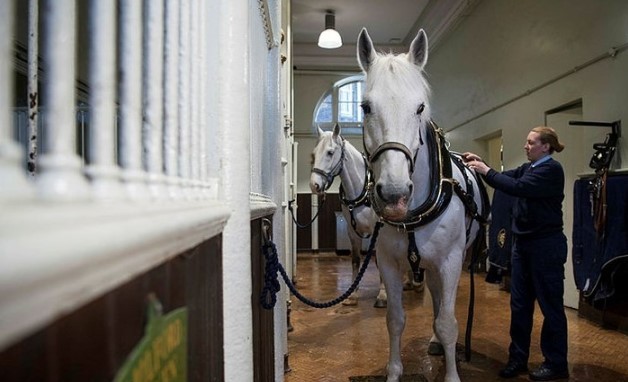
[367,141,415,174]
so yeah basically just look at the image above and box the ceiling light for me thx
[317,11,342,49]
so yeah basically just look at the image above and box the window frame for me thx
[312,75,365,135]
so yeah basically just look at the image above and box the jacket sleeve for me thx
[484,161,563,198]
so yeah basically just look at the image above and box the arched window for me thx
[313,75,364,135]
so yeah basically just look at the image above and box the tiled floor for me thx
[285,253,628,382]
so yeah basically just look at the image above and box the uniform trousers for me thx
[508,232,568,370]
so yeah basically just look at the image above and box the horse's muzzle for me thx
[373,181,412,221]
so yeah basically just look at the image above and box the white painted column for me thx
[118,0,148,200]
[218,0,253,380]
[163,0,181,199]
[142,0,166,199]
[178,0,192,197]
[86,0,122,200]
[0,0,34,202]
[27,0,39,177]
[37,0,90,201]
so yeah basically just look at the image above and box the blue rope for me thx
[261,222,383,310]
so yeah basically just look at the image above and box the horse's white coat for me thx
[309,125,388,306]
[358,28,485,382]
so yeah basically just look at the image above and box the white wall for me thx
[430,0,628,168]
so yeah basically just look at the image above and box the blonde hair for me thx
[532,126,565,153]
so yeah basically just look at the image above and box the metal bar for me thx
[178,0,191,196]
[87,0,122,199]
[118,0,148,199]
[164,0,181,199]
[37,0,90,201]
[143,0,166,198]
[189,0,200,198]
[27,0,39,176]
[0,0,35,201]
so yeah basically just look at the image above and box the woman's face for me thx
[524,131,549,162]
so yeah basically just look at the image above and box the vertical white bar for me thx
[163,0,181,199]
[37,0,90,201]
[27,0,39,176]
[198,1,209,197]
[178,0,191,197]
[0,0,34,202]
[143,0,166,199]
[86,0,122,200]
[118,0,148,200]
[189,0,200,198]
[219,0,253,380]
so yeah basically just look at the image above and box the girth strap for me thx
[407,231,424,284]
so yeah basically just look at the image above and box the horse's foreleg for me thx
[374,273,387,308]
[379,255,405,382]
[342,233,362,306]
[373,255,388,308]
[434,263,463,382]
[425,270,445,355]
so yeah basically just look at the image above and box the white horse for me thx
[357,28,488,382]
[309,124,388,307]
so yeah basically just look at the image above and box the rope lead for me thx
[260,222,383,310]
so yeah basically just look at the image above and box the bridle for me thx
[311,139,374,238]
[366,141,416,174]
[311,138,346,191]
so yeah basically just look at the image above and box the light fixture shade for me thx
[318,29,342,49]
[318,11,342,49]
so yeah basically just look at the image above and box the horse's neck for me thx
[339,142,367,199]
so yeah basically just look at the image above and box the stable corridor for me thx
[285,253,628,382]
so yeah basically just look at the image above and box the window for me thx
[313,75,364,135]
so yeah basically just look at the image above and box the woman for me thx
[464,126,569,381]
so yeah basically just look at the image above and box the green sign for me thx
[114,294,188,382]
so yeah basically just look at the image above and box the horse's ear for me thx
[317,125,324,137]
[357,28,376,72]
[408,29,428,69]
[333,123,341,138]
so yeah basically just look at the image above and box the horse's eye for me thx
[327,150,334,157]
[361,102,371,115]
[416,103,425,115]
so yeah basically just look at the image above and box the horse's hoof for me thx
[373,299,387,308]
[427,341,445,356]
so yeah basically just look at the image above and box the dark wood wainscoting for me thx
[295,193,342,252]
[296,193,312,251]
[0,236,224,382]
[251,217,275,381]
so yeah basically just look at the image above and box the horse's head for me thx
[357,28,431,221]
[310,124,345,196]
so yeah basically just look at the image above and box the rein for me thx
[287,197,325,229]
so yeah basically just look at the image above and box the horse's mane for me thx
[367,53,431,102]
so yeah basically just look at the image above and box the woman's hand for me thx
[466,160,490,175]
[462,152,482,163]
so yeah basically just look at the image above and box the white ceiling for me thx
[291,0,482,71]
